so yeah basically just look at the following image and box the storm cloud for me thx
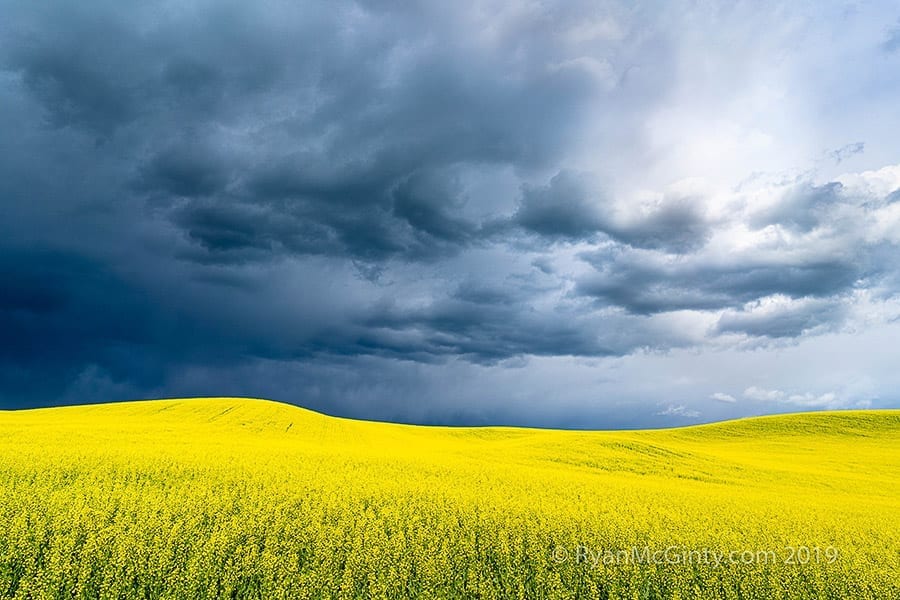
[2,0,900,426]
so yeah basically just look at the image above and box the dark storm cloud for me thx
[353,293,689,363]
[391,170,479,243]
[135,143,233,199]
[748,182,844,232]
[172,201,288,258]
[608,198,710,253]
[715,299,847,338]
[577,250,862,315]
[513,170,711,252]
[2,0,599,266]
[2,0,900,425]
[514,171,608,238]
[0,247,162,401]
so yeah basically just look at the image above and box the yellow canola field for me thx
[0,398,897,599]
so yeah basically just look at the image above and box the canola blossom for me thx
[0,398,897,599]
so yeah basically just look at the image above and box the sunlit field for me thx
[0,398,897,599]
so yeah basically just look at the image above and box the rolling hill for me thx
[0,398,897,599]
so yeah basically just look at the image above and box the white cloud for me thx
[656,404,701,418]
[786,392,838,407]
[743,386,787,402]
[743,387,862,410]
[710,392,737,403]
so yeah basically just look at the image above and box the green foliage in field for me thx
[0,399,897,599]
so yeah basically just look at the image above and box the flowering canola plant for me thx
[0,398,897,599]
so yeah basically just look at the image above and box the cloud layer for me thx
[2,0,900,426]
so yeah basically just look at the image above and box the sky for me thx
[2,0,900,428]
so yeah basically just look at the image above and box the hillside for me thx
[0,398,898,599]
